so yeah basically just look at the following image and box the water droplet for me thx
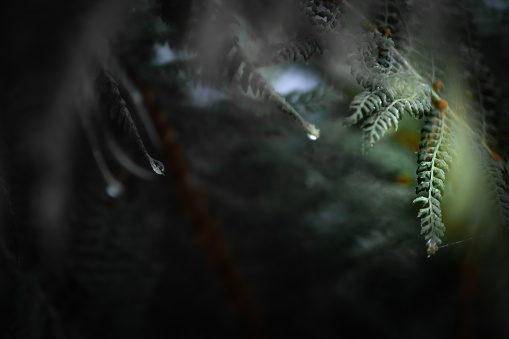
[150,158,165,175]
[153,159,165,173]
[306,124,320,140]
[106,184,123,198]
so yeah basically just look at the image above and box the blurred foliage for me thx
[1,0,509,338]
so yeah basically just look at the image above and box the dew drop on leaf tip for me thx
[153,159,165,173]
[306,124,320,141]
[150,158,165,175]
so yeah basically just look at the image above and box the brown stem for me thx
[121,61,267,339]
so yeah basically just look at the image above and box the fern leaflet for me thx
[344,89,386,126]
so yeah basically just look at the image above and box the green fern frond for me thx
[345,32,431,151]
[360,91,432,153]
[413,110,454,256]
[158,0,507,256]
[360,104,400,153]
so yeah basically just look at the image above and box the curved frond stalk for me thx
[96,69,165,175]
[104,132,158,181]
[78,109,125,198]
[413,111,453,256]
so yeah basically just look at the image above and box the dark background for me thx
[1,0,509,338]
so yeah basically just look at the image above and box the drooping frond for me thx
[95,69,165,175]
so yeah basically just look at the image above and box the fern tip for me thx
[426,239,438,257]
